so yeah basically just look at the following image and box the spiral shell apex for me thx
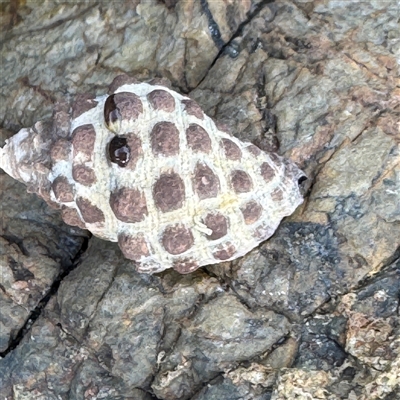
[0,75,305,274]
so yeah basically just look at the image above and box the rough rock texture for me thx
[0,128,89,354]
[0,1,399,399]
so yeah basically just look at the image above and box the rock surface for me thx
[0,1,399,399]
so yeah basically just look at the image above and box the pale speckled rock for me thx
[192,364,277,400]
[272,260,400,400]
[272,369,334,400]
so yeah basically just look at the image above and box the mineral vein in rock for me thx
[0,76,305,274]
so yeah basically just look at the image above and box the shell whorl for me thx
[0,76,305,274]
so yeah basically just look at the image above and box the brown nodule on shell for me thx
[108,75,140,94]
[118,234,150,261]
[104,92,143,132]
[72,124,96,157]
[72,165,96,186]
[147,90,175,112]
[125,133,143,170]
[153,172,185,212]
[173,258,200,274]
[213,242,236,260]
[110,187,148,223]
[150,121,180,156]
[148,77,172,88]
[231,170,253,193]
[50,139,71,162]
[182,99,204,119]
[203,213,228,240]
[247,144,261,157]
[215,121,230,133]
[271,187,284,201]
[240,201,263,225]
[269,153,282,166]
[186,124,211,153]
[260,162,276,182]
[221,138,242,161]
[193,163,220,200]
[76,197,105,224]
[61,206,86,229]
[52,176,75,202]
[162,224,194,255]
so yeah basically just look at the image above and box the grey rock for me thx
[0,291,28,353]
[152,294,289,398]
[0,0,399,399]
[0,128,89,353]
